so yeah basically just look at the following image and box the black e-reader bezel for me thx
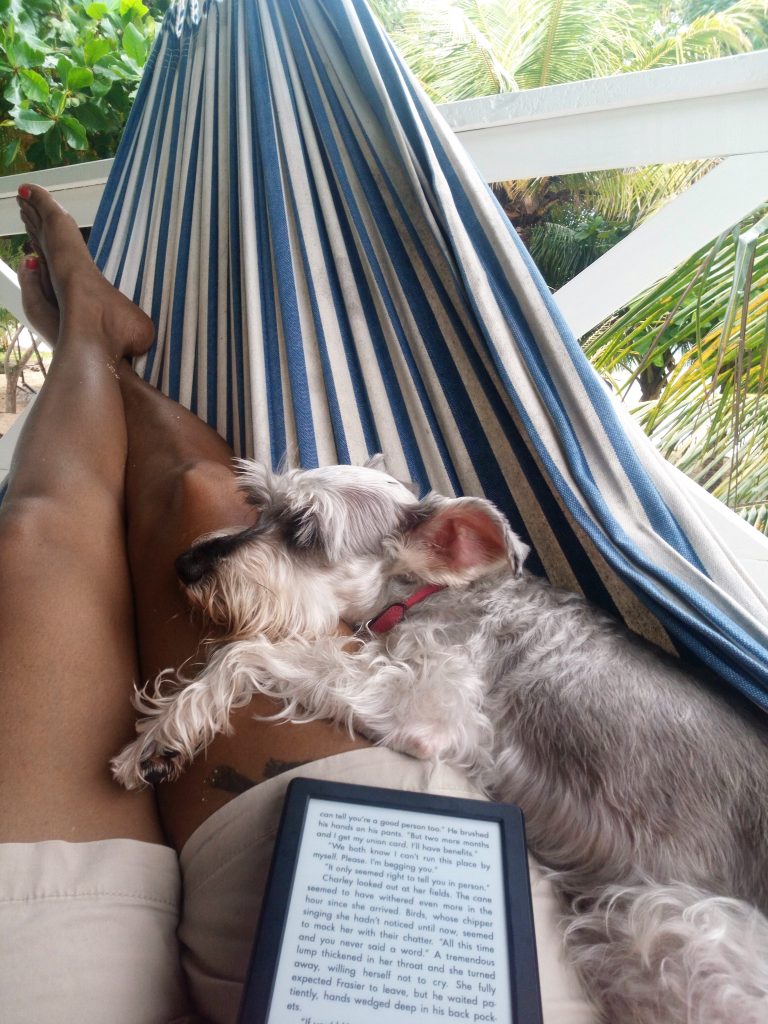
[238,777,543,1024]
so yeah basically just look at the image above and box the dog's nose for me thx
[175,545,214,586]
[176,523,263,587]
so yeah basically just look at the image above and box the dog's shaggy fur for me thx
[113,458,768,1023]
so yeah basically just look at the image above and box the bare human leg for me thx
[117,367,371,851]
[0,185,163,843]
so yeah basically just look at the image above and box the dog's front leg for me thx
[111,635,365,790]
[112,635,489,789]
[212,634,492,768]
[110,660,259,789]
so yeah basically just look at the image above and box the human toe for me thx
[18,257,60,343]
[18,183,66,219]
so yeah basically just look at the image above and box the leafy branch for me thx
[0,0,165,171]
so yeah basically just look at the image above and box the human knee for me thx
[156,459,241,523]
[176,459,238,502]
[0,495,68,564]
[129,459,243,548]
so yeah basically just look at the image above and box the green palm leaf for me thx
[587,208,768,512]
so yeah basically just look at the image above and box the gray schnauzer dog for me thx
[112,458,768,1023]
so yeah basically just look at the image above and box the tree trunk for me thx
[3,326,35,414]
[639,353,676,402]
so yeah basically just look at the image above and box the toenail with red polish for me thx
[25,257,39,270]
[18,185,32,200]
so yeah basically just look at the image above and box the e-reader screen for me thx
[263,796,519,1023]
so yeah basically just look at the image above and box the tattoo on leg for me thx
[263,757,311,780]
[205,765,256,795]
[205,757,313,794]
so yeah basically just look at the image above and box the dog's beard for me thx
[184,538,390,643]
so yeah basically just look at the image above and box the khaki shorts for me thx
[0,749,595,1024]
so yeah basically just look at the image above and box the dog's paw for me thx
[391,730,452,762]
[111,738,185,790]
[138,750,182,786]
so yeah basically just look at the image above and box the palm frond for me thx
[499,162,714,288]
[588,208,768,508]
[580,161,717,225]
[391,0,518,100]
[623,4,766,70]
[513,0,640,87]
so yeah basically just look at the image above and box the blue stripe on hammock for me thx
[205,3,223,427]
[151,33,193,396]
[246,0,315,466]
[170,61,206,406]
[88,19,169,260]
[132,48,182,331]
[135,37,183,382]
[228,0,245,453]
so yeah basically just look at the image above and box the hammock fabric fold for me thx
[88,0,768,708]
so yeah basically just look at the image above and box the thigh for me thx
[0,496,163,843]
[126,458,370,852]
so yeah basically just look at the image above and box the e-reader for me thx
[238,778,543,1024]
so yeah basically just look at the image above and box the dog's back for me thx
[464,574,768,902]
[451,571,768,1022]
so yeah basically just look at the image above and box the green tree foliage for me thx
[373,0,768,99]
[0,0,167,418]
[0,0,167,172]
[585,209,768,518]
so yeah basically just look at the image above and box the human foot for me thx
[16,184,154,360]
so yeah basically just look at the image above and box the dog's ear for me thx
[396,497,529,583]
[365,454,419,497]
[364,453,387,472]
[235,460,272,507]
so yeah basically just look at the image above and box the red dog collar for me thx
[360,584,446,635]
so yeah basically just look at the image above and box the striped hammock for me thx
[88,0,768,709]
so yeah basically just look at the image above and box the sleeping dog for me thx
[112,458,768,1023]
